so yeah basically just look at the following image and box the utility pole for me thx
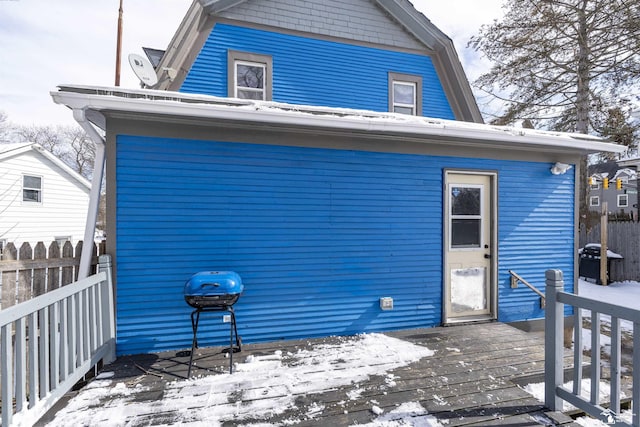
[115,0,123,86]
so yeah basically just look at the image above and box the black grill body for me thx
[184,271,243,308]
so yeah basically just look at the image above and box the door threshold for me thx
[444,316,496,326]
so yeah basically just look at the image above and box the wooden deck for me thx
[39,322,582,426]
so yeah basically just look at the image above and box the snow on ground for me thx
[520,279,640,426]
[45,333,437,426]
[579,278,640,311]
[524,380,632,426]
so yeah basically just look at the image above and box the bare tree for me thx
[0,111,16,143]
[469,0,640,222]
[15,124,96,179]
[16,124,67,157]
[61,127,96,179]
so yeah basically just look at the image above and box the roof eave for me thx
[51,85,624,157]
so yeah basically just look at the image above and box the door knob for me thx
[484,253,491,259]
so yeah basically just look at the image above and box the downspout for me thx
[73,108,106,279]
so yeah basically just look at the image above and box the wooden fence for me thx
[579,222,640,282]
[0,241,106,310]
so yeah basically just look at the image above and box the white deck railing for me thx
[545,269,640,426]
[0,254,115,426]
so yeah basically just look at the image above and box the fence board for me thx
[48,241,61,291]
[0,240,104,310]
[2,244,18,308]
[61,241,75,286]
[33,242,47,297]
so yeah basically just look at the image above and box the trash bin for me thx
[578,243,623,285]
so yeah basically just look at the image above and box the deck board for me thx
[38,322,585,426]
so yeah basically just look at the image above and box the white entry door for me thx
[444,171,497,323]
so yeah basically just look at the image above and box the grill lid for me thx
[184,271,243,297]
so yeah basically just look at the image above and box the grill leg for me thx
[226,308,243,374]
[232,311,241,352]
[229,308,234,374]
[187,309,201,378]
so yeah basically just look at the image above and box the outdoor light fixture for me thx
[550,162,572,175]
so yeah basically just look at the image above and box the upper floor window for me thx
[389,72,422,116]
[228,50,272,101]
[589,196,600,207]
[23,175,42,203]
[618,194,629,208]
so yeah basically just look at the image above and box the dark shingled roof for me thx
[142,47,165,69]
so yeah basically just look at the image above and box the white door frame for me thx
[443,169,498,324]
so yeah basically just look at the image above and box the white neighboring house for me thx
[0,143,90,252]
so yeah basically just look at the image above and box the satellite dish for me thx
[128,53,158,88]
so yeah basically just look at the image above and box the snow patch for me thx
[47,333,434,426]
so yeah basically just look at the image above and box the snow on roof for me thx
[51,84,625,155]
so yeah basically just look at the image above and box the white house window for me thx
[235,61,265,100]
[589,180,600,190]
[590,196,600,207]
[23,175,42,203]
[54,236,72,249]
[389,72,422,116]
[618,194,629,208]
[393,82,417,115]
[228,51,272,101]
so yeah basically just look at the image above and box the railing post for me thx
[545,269,564,411]
[98,254,116,363]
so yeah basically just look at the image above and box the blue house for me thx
[52,0,622,356]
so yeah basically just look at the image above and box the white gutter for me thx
[72,108,106,279]
[51,85,625,154]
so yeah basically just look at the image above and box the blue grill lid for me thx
[184,271,243,297]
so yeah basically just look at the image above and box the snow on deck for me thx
[40,323,563,426]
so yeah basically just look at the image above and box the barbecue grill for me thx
[184,271,243,376]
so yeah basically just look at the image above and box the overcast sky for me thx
[0,0,504,128]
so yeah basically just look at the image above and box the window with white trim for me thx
[589,180,600,190]
[590,196,600,207]
[228,51,272,101]
[55,236,71,247]
[23,175,42,203]
[389,72,422,116]
[618,194,629,208]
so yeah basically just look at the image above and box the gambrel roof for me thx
[154,0,483,123]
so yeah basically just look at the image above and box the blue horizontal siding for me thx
[180,23,454,119]
[497,165,575,321]
[114,135,575,355]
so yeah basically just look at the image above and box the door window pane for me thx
[451,187,480,215]
[451,219,481,247]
